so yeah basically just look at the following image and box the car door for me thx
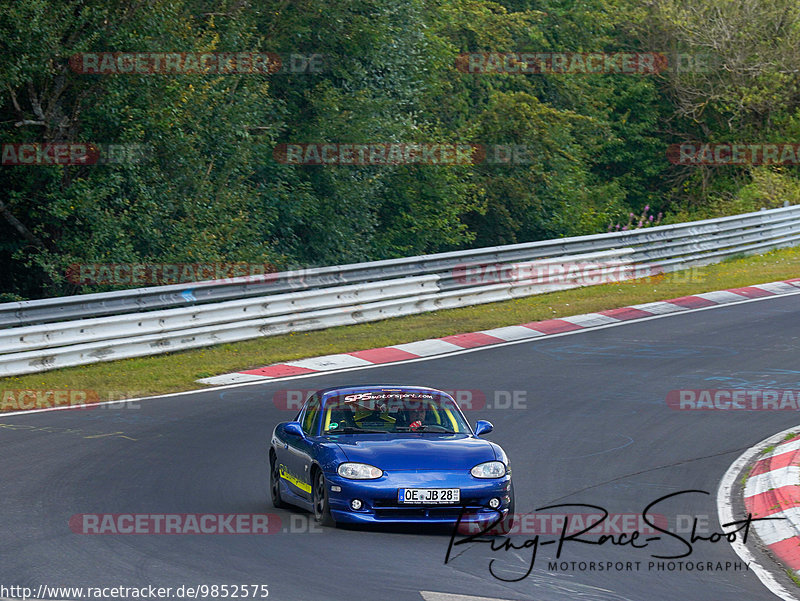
[283,395,320,500]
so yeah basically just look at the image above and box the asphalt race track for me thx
[1,294,799,601]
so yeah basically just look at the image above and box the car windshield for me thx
[321,392,471,435]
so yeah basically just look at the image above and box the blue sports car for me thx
[269,385,513,531]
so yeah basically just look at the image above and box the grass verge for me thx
[1,246,798,401]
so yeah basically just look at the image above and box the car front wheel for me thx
[312,470,336,527]
[270,454,288,509]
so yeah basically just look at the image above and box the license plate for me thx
[398,488,460,504]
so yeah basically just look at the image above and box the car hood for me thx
[331,433,497,471]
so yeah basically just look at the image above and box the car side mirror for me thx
[474,420,493,436]
[284,422,305,437]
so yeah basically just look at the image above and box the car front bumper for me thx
[325,469,512,525]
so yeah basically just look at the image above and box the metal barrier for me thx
[0,205,798,376]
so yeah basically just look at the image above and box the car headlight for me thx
[471,461,507,479]
[337,463,383,480]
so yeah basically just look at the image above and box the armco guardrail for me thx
[0,205,798,376]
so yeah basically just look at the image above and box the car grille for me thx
[371,499,487,520]
[373,507,482,519]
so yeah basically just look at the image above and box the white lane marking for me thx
[479,325,543,341]
[755,282,800,294]
[696,290,749,303]
[2,289,800,419]
[767,439,800,460]
[744,466,800,499]
[718,424,800,601]
[753,507,800,545]
[285,354,374,371]
[559,313,619,327]
[628,301,685,314]
[393,339,464,356]
[197,373,269,385]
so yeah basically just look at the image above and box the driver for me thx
[407,402,428,431]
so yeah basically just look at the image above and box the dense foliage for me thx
[1,0,798,299]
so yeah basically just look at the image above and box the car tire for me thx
[313,470,336,527]
[497,482,515,535]
[270,453,288,509]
